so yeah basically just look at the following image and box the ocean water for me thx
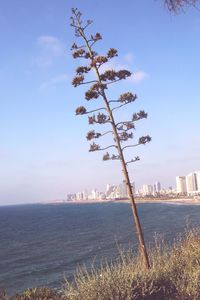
[0,202,199,295]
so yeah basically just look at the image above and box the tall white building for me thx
[155,181,161,193]
[106,184,115,198]
[176,176,187,194]
[186,171,200,195]
[142,184,153,196]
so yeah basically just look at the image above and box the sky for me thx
[0,0,200,205]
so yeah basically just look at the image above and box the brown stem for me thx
[77,18,150,269]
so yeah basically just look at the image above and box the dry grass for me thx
[2,228,200,300]
[63,227,200,300]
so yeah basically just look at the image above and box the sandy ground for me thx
[48,198,200,205]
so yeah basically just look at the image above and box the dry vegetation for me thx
[63,227,200,300]
[3,227,199,300]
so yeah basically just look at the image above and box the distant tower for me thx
[82,189,88,200]
[176,176,187,194]
[118,180,128,198]
[106,184,114,198]
[155,181,161,193]
[186,171,200,195]
[142,185,153,196]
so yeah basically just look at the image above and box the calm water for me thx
[0,202,199,295]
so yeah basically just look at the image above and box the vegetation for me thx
[164,0,199,11]
[0,287,62,300]
[63,227,200,300]
[3,227,199,300]
[70,8,151,269]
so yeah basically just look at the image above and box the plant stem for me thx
[78,23,150,269]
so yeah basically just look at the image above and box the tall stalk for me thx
[70,9,151,269]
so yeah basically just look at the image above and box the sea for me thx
[0,202,200,295]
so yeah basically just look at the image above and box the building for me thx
[155,181,161,193]
[117,181,128,198]
[106,184,115,198]
[186,171,200,195]
[176,176,187,194]
[142,184,153,196]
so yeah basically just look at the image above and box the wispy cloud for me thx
[40,73,68,90]
[99,53,148,84]
[123,52,135,64]
[37,36,64,55]
[129,71,148,83]
[100,60,129,73]
[35,35,65,67]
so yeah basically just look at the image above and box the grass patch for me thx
[2,227,200,299]
[63,227,200,300]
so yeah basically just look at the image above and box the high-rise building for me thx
[142,184,153,196]
[186,171,200,195]
[106,184,114,198]
[176,176,187,194]
[117,181,128,198]
[155,181,161,193]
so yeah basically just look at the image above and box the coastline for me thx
[46,197,200,206]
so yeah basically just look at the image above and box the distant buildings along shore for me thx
[67,170,200,201]
[176,171,200,196]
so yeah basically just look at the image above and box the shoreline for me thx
[46,198,200,206]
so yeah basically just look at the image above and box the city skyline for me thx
[0,1,200,205]
[68,169,200,201]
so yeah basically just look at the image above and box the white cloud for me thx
[129,71,148,83]
[99,59,129,73]
[35,35,65,67]
[40,73,68,90]
[123,53,135,63]
[37,36,64,55]
[99,58,148,84]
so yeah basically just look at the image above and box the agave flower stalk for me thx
[70,8,151,269]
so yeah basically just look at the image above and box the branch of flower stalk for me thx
[116,121,134,127]
[87,108,106,114]
[122,144,140,151]
[78,80,98,85]
[116,116,145,127]
[126,156,140,166]
[111,102,128,112]
[89,144,117,152]
[86,130,113,140]
[122,136,151,150]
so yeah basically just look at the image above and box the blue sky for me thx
[0,0,200,204]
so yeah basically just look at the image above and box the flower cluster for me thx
[91,32,102,41]
[85,90,99,100]
[88,113,110,125]
[76,66,91,75]
[75,106,87,115]
[72,48,86,58]
[119,92,137,103]
[85,83,107,100]
[89,142,100,152]
[138,135,151,144]
[72,75,84,87]
[107,48,118,58]
[102,152,120,161]
[132,110,148,121]
[86,130,101,140]
[119,132,133,142]
[100,69,131,82]
[91,55,108,67]
[71,42,78,50]
[117,122,135,131]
